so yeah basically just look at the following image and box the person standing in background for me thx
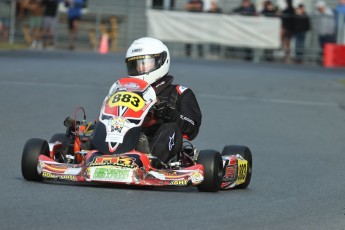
[184,0,204,58]
[314,1,335,64]
[293,4,310,64]
[261,0,279,61]
[64,0,85,50]
[42,0,58,48]
[233,0,256,16]
[334,0,345,41]
[0,0,12,42]
[207,0,221,13]
[23,0,44,49]
[261,0,278,17]
[232,0,256,61]
[281,0,295,63]
[207,0,222,59]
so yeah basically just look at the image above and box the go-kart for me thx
[21,78,252,192]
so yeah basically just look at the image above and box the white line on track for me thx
[199,93,339,107]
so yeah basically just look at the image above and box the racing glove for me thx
[154,102,177,122]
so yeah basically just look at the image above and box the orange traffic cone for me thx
[99,34,109,54]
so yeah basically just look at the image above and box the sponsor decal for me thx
[110,117,125,133]
[155,81,165,88]
[106,132,124,144]
[180,115,195,126]
[89,156,136,168]
[158,170,191,179]
[190,171,203,184]
[168,132,175,151]
[169,180,188,186]
[176,85,188,94]
[131,48,143,53]
[105,117,127,143]
[126,54,160,62]
[64,168,82,175]
[108,92,145,112]
[159,171,177,176]
[42,171,77,181]
[148,171,166,180]
[91,167,131,181]
[221,181,237,190]
[223,165,237,182]
[124,82,140,90]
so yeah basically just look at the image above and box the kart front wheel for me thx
[222,145,252,189]
[21,138,49,181]
[197,150,223,192]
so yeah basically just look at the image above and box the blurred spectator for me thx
[261,0,279,61]
[335,0,345,40]
[233,0,257,16]
[0,0,12,42]
[261,0,278,17]
[184,0,203,57]
[185,0,203,12]
[293,4,310,64]
[314,1,335,63]
[64,0,86,50]
[232,0,256,61]
[207,0,222,58]
[207,0,221,13]
[281,0,295,63]
[42,0,58,48]
[152,0,175,10]
[23,0,44,49]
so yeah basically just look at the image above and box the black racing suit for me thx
[143,75,202,163]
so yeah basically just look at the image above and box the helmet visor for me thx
[126,52,167,76]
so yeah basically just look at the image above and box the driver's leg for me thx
[149,122,182,163]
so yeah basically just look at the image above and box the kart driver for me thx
[109,37,202,164]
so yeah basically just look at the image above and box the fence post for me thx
[337,13,345,44]
[9,0,16,44]
[94,8,102,52]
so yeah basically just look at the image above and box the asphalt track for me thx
[0,50,345,230]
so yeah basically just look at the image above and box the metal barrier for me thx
[1,0,344,65]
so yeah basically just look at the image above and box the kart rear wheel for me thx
[50,133,72,162]
[197,150,223,192]
[222,145,252,189]
[21,138,49,181]
[50,133,69,147]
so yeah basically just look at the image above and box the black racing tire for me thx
[21,138,49,181]
[197,150,223,192]
[221,145,252,189]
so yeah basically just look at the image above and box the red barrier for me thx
[323,44,345,68]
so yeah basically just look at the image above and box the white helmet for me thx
[125,37,170,85]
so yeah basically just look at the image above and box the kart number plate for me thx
[236,159,247,185]
[108,92,145,112]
